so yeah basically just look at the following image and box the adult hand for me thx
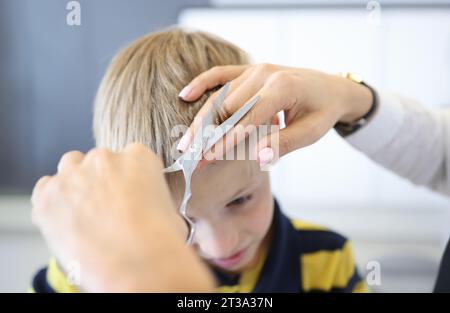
[31,143,215,292]
[177,64,373,166]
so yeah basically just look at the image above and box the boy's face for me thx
[169,159,273,273]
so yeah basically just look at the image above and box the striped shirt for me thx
[213,199,366,293]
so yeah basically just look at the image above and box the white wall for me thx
[179,7,450,292]
[0,196,49,292]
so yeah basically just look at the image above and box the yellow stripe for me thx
[290,219,326,231]
[47,258,79,293]
[301,241,357,292]
[353,280,369,293]
[238,247,267,293]
[216,285,241,293]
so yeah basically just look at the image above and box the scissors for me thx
[163,82,261,245]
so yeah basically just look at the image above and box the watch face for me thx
[338,72,363,84]
[348,73,363,84]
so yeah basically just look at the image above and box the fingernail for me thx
[204,149,215,162]
[197,158,211,170]
[177,129,192,152]
[258,147,274,167]
[178,86,192,99]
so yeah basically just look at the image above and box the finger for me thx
[176,90,223,153]
[179,65,249,101]
[57,151,85,173]
[123,142,163,167]
[205,69,300,161]
[123,142,159,160]
[191,67,279,157]
[217,65,271,118]
[203,85,283,161]
[31,175,52,209]
[177,70,253,152]
[199,66,255,121]
[257,111,336,161]
[80,148,117,175]
[123,142,151,157]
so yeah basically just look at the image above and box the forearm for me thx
[345,92,450,196]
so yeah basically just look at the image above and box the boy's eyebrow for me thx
[228,179,258,200]
[229,187,247,200]
[225,163,260,200]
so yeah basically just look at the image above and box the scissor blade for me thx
[203,95,261,153]
[163,160,182,173]
[212,82,231,112]
[191,82,231,147]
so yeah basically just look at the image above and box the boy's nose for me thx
[194,221,240,259]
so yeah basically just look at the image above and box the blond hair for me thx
[93,27,249,166]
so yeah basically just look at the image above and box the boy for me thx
[31,28,366,293]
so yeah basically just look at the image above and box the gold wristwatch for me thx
[334,72,379,137]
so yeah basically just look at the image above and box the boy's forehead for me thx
[196,160,257,186]
[169,160,261,204]
[195,160,261,203]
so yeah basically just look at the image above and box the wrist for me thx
[339,77,373,124]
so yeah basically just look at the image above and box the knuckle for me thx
[37,175,51,188]
[32,175,51,205]
[35,177,57,207]
[268,71,292,88]
[126,142,147,153]
[126,142,162,165]
[86,147,111,162]
[255,63,275,75]
[59,150,80,165]
[61,150,76,160]
[126,144,152,162]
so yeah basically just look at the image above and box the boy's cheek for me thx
[244,199,274,240]
[250,183,274,233]
[235,205,274,271]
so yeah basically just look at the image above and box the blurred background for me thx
[1,0,450,292]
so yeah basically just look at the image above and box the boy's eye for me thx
[227,195,252,207]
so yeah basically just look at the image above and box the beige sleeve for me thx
[345,92,450,197]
